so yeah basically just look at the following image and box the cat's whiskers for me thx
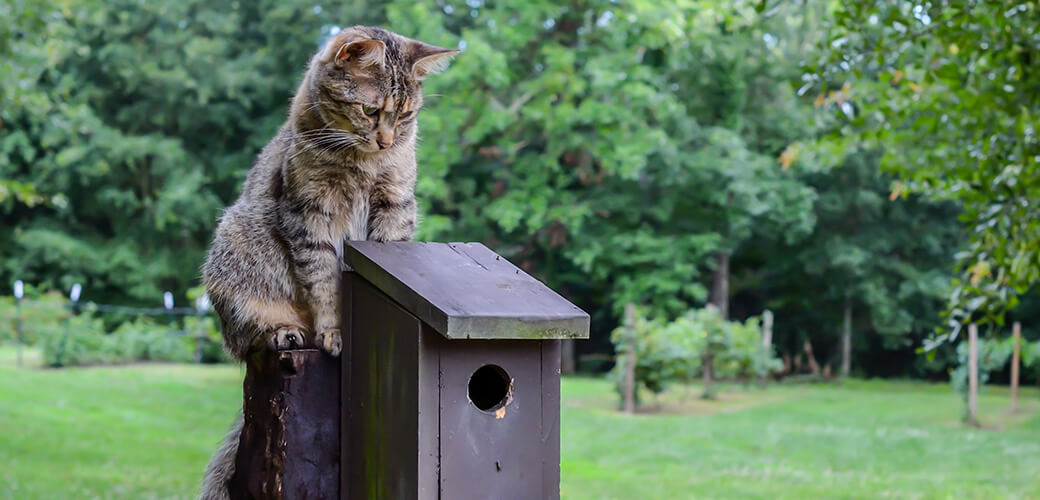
[298,100,333,116]
[289,131,362,162]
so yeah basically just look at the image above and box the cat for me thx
[197,26,456,500]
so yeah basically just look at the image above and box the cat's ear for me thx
[334,39,386,70]
[411,43,459,79]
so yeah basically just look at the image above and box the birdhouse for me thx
[340,241,590,500]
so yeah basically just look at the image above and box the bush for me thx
[184,315,231,364]
[610,306,782,407]
[0,290,70,346]
[39,313,212,367]
[609,311,675,404]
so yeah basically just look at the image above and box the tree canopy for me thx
[2,0,1037,379]
[821,1,1040,342]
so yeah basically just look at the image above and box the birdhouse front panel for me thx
[437,336,561,499]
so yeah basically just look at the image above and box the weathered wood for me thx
[229,349,340,500]
[540,339,562,500]
[346,241,589,340]
[1011,321,1021,413]
[438,337,549,499]
[968,323,979,426]
[343,276,431,500]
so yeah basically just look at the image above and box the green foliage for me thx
[37,312,214,367]
[762,148,962,374]
[950,336,1013,422]
[391,0,817,320]
[0,0,383,305]
[0,290,69,345]
[823,1,1040,340]
[185,314,231,364]
[4,0,1034,381]
[609,306,780,406]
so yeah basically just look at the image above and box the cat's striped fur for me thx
[197,26,455,499]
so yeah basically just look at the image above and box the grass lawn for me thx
[1,346,1038,499]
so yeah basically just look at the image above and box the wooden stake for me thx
[760,310,773,386]
[1011,321,1021,413]
[841,296,852,378]
[968,323,979,427]
[622,303,637,414]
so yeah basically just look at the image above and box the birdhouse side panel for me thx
[345,276,425,500]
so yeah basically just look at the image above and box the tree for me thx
[389,1,818,366]
[822,1,1040,341]
[0,0,384,304]
[761,149,961,377]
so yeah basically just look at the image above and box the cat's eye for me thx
[399,111,414,120]
[362,105,380,116]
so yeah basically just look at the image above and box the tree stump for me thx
[229,349,340,499]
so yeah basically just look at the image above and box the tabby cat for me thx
[197,26,456,499]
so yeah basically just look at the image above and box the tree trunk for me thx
[1011,322,1021,413]
[841,296,852,378]
[701,353,715,399]
[561,340,576,375]
[622,303,637,414]
[802,338,821,377]
[967,323,979,427]
[709,251,730,318]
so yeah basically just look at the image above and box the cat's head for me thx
[303,26,457,154]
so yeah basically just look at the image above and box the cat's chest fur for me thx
[303,172,375,244]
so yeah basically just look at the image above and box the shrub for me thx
[610,306,782,407]
[0,290,70,346]
[40,314,208,367]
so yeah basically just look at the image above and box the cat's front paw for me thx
[316,329,342,357]
[268,326,305,351]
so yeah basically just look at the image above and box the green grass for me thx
[1,346,1038,499]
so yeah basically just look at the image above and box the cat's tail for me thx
[197,410,243,500]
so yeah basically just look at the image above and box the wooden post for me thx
[968,323,979,427]
[14,295,23,367]
[1011,321,1021,413]
[229,349,340,499]
[622,302,637,414]
[841,296,852,378]
[760,310,773,386]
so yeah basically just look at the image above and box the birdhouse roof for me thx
[345,242,590,340]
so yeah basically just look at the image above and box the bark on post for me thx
[1011,321,1021,413]
[841,296,852,378]
[229,349,340,499]
[622,303,637,414]
[967,323,979,427]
